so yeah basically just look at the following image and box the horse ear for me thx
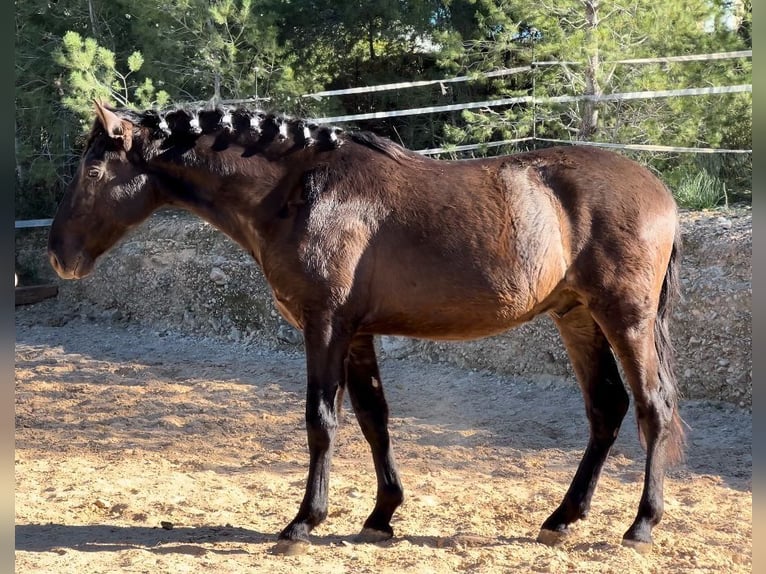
[93,99,134,151]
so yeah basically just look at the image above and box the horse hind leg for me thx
[538,304,630,546]
[345,334,404,542]
[592,302,684,554]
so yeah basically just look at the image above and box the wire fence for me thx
[306,49,751,157]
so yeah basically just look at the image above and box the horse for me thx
[48,101,683,555]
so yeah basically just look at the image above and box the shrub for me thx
[673,169,728,210]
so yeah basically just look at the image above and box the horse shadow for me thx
[16,523,276,555]
[15,522,538,555]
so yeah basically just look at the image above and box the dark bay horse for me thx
[48,101,683,555]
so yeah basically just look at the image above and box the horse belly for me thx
[360,264,555,341]
[359,213,567,340]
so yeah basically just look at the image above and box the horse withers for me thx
[48,101,683,554]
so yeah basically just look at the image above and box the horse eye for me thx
[87,167,101,179]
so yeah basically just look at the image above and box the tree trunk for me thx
[214,72,221,104]
[88,0,100,39]
[579,0,601,140]
[368,20,376,60]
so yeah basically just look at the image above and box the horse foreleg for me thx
[538,305,630,546]
[275,318,351,554]
[345,334,404,542]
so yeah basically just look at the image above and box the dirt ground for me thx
[15,302,751,573]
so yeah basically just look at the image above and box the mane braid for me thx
[107,105,401,155]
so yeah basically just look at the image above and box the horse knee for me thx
[306,407,338,451]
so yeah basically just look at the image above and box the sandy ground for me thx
[15,302,751,573]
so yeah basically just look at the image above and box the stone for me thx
[210,267,229,285]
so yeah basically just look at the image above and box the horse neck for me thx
[149,138,290,253]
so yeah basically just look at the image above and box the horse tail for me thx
[652,222,686,464]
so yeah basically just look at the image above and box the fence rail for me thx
[15,219,53,229]
[310,84,752,124]
[302,50,752,99]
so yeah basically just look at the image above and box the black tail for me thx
[654,224,685,464]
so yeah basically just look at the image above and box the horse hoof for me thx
[354,527,394,543]
[272,539,311,555]
[536,528,568,547]
[621,537,653,555]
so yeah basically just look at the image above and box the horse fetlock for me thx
[542,500,583,532]
[305,505,329,527]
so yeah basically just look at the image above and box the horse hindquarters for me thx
[550,225,683,552]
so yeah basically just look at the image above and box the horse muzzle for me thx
[48,249,93,280]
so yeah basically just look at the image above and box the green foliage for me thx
[122,0,314,108]
[54,30,170,125]
[127,51,144,73]
[672,168,728,210]
[432,0,751,169]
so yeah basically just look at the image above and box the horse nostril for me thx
[48,250,62,273]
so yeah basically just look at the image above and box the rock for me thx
[716,216,732,228]
[379,336,413,359]
[276,324,302,345]
[210,267,229,285]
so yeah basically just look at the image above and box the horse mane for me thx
[348,131,412,162]
[106,105,411,160]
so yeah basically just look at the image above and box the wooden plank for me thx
[15,285,58,306]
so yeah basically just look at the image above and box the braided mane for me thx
[106,106,409,160]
